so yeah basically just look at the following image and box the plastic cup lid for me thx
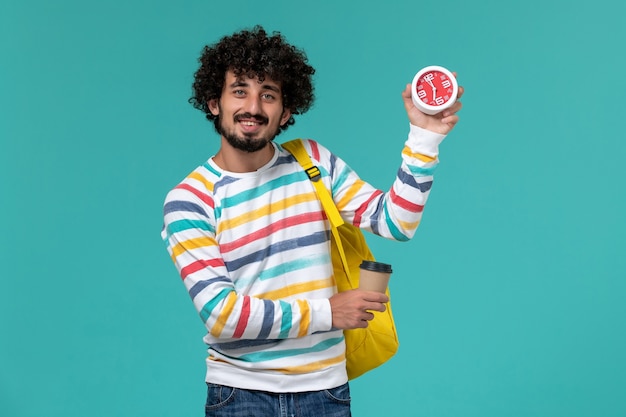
[359,260,392,273]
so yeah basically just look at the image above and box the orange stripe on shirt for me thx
[402,146,437,163]
[296,299,310,337]
[270,353,346,375]
[336,180,365,212]
[255,278,333,300]
[171,236,218,261]
[188,171,215,193]
[211,291,238,337]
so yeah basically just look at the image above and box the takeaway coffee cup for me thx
[359,261,393,293]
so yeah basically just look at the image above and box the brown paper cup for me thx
[359,261,392,293]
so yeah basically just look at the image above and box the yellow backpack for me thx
[283,139,399,380]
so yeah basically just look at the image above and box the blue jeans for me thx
[205,382,352,417]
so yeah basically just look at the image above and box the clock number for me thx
[435,96,445,105]
[423,73,435,82]
[417,90,427,99]
[442,79,451,89]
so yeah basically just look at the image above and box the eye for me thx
[233,89,246,96]
[261,93,276,101]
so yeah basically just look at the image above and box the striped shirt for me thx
[161,125,445,392]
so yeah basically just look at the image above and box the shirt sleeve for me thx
[307,124,446,241]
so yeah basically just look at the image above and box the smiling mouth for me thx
[235,113,268,126]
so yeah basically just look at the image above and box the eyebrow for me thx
[229,79,281,93]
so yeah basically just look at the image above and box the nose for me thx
[243,94,262,115]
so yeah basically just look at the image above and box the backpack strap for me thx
[282,139,352,280]
[282,139,344,228]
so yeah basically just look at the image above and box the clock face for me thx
[415,70,456,107]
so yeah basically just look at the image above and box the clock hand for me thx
[426,79,435,89]
[426,79,436,98]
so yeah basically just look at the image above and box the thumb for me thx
[401,84,415,112]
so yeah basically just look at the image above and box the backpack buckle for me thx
[305,166,321,182]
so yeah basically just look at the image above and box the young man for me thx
[162,26,463,416]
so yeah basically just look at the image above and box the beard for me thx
[216,112,281,153]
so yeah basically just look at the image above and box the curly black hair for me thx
[189,26,315,133]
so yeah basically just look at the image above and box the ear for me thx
[280,108,292,126]
[208,98,220,116]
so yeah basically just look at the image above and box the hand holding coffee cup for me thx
[359,261,392,293]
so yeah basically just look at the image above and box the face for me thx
[209,70,292,153]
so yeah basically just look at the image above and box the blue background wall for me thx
[2,1,625,416]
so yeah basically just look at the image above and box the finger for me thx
[364,301,387,313]
[356,311,375,323]
[401,84,413,108]
[355,318,370,328]
[370,303,387,313]
[442,100,463,118]
[401,83,412,98]
[456,86,465,100]
[441,114,459,126]
[360,289,389,300]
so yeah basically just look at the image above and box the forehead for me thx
[224,69,282,90]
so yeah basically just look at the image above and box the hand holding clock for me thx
[402,66,464,135]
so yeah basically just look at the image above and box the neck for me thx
[212,139,275,173]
